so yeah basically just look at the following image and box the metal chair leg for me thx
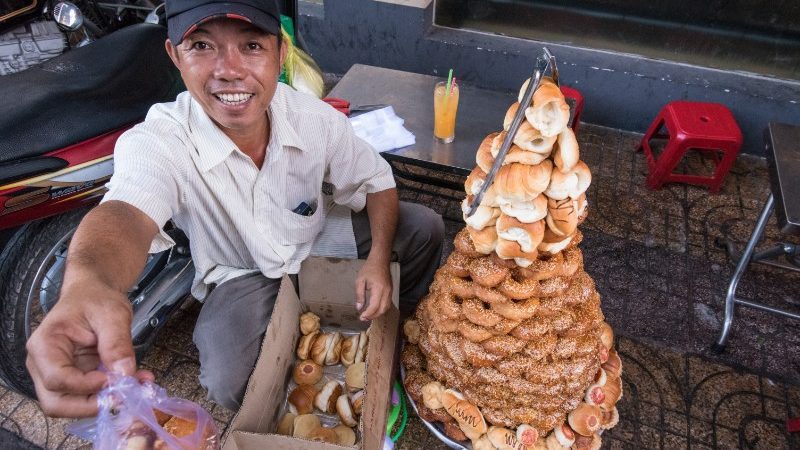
[713,193,774,352]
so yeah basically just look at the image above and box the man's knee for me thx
[200,363,249,411]
[399,202,444,253]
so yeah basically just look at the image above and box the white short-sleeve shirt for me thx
[101,83,396,300]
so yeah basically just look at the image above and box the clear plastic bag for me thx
[67,373,219,450]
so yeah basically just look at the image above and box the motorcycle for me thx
[0,1,192,397]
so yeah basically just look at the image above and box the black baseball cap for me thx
[166,0,281,45]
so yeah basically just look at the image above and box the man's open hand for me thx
[355,258,393,321]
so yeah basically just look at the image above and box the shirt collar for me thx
[187,84,308,173]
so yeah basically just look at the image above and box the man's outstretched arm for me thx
[26,200,158,417]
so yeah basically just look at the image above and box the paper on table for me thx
[349,106,415,153]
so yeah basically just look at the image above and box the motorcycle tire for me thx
[0,209,88,397]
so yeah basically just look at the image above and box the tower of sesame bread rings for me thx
[402,77,622,450]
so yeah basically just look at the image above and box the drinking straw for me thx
[445,68,453,98]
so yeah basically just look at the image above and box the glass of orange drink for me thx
[433,80,459,143]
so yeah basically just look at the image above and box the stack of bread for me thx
[402,77,622,450]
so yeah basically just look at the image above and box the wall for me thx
[298,0,800,156]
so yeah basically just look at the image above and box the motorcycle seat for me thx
[0,23,183,165]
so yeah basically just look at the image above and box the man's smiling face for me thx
[165,18,286,136]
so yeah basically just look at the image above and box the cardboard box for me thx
[223,257,400,450]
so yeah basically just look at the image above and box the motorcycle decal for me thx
[1,174,111,216]
[52,184,107,204]
[0,155,112,191]
[0,187,49,216]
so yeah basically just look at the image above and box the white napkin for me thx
[349,106,415,152]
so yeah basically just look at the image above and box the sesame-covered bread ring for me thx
[490,297,541,321]
[498,274,570,300]
[454,228,485,258]
[467,256,511,288]
[462,298,504,328]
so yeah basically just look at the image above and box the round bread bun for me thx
[599,322,614,350]
[550,423,576,447]
[519,77,570,137]
[568,403,602,436]
[467,225,498,255]
[440,389,487,440]
[493,161,552,205]
[293,360,323,386]
[499,195,548,224]
[350,390,365,416]
[325,332,343,366]
[600,376,623,410]
[354,331,368,363]
[516,424,539,447]
[462,196,501,230]
[340,334,360,367]
[403,319,421,345]
[276,412,296,436]
[512,120,558,155]
[472,435,497,450]
[476,133,497,173]
[163,416,197,438]
[502,102,520,131]
[309,426,339,444]
[288,384,318,415]
[546,196,580,237]
[421,381,445,410]
[496,214,545,253]
[554,127,580,173]
[602,348,622,379]
[491,131,550,166]
[544,160,591,201]
[292,414,321,439]
[299,311,320,335]
[310,332,331,365]
[336,394,358,427]
[465,167,500,207]
[495,238,538,268]
[487,426,524,450]
[345,362,366,393]
[314,380,343,414]
[601,407,619,430]
[333,424,357,446]
[297,331,319,360]
[538,227,573,255]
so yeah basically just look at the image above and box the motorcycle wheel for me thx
[0,209,88,396]
[0,209,181,397]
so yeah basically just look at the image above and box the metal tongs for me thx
[464,47,559,218]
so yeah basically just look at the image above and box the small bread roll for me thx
[600,376,623,410]
[518,77,570,137]
[567,403,602,436]
[499,195,548,224]
[311,332,332,365]
[465,166,500,207]
[345,362,366,393]
[309,426,339,444]
[325,332,343,366]
[554,127,580,173]
[333,424,356,446]
[516,424,539,448]
[511,121,557,155]
[476,133,497,173]
[288,385,318,415]
[584,382,605,406]
[472,435,496,450]
[544,160,591,201]
[549,423,576,448]
[403,319,421,345]
[600,407,619,430]
[462,196,501,230]
[297,331,319,360]
[497,215,545,253]
[492,130,550,165]
[421,381,445,410]
[496,238,539,267]
[293,360,323,386]
[315,380,343,413]
[350,390,365,416]
[340,334,360,367]
[354,331,368,363]
[466,225,498,255]
[546,196,579,237]
[602,349,622,379]
[292,414,320,439]
[599,322,614,350]
[493,161,552,205]
[440,389,487,440]
[299,312,320,335]
[593,368,608,387]
[336,394,358,427]
[487,426,525,450]
[163,416,197,438]
[276,412,295,436]
[538,227,573,255]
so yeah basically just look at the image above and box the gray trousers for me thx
[192,202,444,410]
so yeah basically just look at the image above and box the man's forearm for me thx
[62,201,158,300]
[364,188,399,264]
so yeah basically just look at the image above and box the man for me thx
[25,0,443,416]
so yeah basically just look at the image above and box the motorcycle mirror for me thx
[145,3,165,24]
[52,1,84,32]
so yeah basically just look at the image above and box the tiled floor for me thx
[2,123,799,449]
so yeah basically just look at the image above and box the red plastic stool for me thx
[637,101,742,193]
[560,85,584,135]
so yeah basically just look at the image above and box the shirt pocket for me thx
[277,201,325,245]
